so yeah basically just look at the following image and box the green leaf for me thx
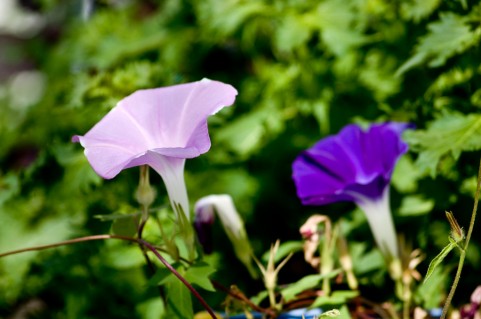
[424,240,456,283]
[164,268,194,319]
[349,243,385,275]
[336,305,352,319]
[460,176,478,196]
[216,108,269,158]
[426,67,474,97]
[391,155,422,193]
[0,209,75,301]
[396,13,476,75]
[184,262,216,292]
[358,50,400,101]
[303,0,371,57]
[415,266,448,309]
[321,28,369,57]
[103,244,145,269]
[111,215,139,237]
[398,195,434,216]
[149,264,179,286]
[274,15,311,54]
[136,298,165,319]
[400,0,441,22]
[405,113,481,177]
[311,290,359,308]
[471,88,481,108]
[0,173,20,206]
[280,270,341,302]
[319,309,341,318]
[195,0,267,38]
[261,241,304,264]
[51,144,102,192]
[95,211,140,221]
[250,290,269,306]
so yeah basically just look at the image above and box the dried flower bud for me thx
[446,211,464,243]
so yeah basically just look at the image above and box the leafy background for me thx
[1,0,481,318]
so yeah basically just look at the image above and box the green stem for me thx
[0,234,218,319]
[135,165,162,300]
[441,157,481,319]
[137,165,153,238]
[403,290,411,319]
[268,288,277,311]
[462,159,481,275]
[441,250,465,319]
[320,219,333,296]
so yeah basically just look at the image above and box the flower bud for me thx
[446,211,464,243]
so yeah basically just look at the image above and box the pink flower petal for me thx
[74,79,237,220]
[73,78,237,179]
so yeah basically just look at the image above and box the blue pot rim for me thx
[220,307,443,319]
[221,307,322,319]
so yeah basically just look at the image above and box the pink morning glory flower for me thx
[73,79,238,220]
[292,122,413,258]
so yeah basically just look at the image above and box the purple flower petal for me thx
[292,122,412,206]
[292,122,413,258]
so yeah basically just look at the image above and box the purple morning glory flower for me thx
[292,122,413,258]
[73,78,237,219]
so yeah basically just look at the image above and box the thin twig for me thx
[0,234,135,257]
[0,234,218,319]
[137,204,165,299]
[138,239,218,319]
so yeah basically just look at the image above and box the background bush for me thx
[1,0,481,317]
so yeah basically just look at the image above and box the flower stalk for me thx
[136,165,156,236]
[320,222,335,296]
[337,230,358,290]
[300,215,337,296]
[440,157,481,319]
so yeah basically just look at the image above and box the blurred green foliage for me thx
[1,0,481,317]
